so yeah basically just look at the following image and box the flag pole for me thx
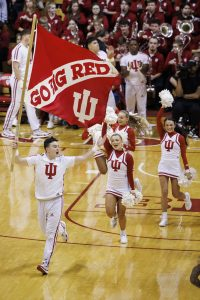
[10,14,38,172]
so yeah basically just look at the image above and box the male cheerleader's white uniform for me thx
[26,154,75,268]
[158,132,182,178]
[120,52,149,118]
[3,42,40,133]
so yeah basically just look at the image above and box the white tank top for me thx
[107,150,129,192]
[160,132,180,160]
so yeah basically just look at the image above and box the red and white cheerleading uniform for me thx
[112,123,136,151]
[102,128,135,197]
[106,150,134,197]
[157,108,189,178]
[26,154,75,266]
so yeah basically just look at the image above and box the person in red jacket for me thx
[157,107,192,227]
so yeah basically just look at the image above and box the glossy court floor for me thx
[0,120,199,300]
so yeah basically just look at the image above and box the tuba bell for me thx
[160,23,173,38]
[177,20,194,34]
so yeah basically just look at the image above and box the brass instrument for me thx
[160,23,173,38]
[176,20,194,49]
[177,20,194,34]
[146,58,156,104]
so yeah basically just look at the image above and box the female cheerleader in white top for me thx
[102,122,135,243]
[157,107,192,227]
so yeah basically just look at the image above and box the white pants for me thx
[3,76,40,131]
[125,83,147,118]
[37,197,63,266]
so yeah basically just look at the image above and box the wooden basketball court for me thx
[0,121,199,300]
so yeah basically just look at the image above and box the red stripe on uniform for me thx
[158,172,178,178]
[106,190,122,198]
[13,44,21,61]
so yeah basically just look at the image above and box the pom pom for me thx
[121,190,143,208]
[105,106,118,125]
[159,89,174,108]
[178,167,197,187]
[88,124,102,144]
[106,127,128,145]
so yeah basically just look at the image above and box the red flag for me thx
[26,24,118,127]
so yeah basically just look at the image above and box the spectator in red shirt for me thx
[97,0,120,17]
[164,40,192,76]
[62,0,92,15]
[15,0,40,32]
[62,19,85,44]
[174,0,200,16]
[156,0,173,22]
[144,37,165,107]
[140,0,165,28]
[87,3,109,32]
[112,0,136,30]
[62,0,87,30]
[130,0,145,17]
[110,19,133,48]
[45,1,62,37]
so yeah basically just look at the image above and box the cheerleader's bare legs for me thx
[105,194,127,243]
[159,176,192,227]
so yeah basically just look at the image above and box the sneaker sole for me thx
[37,265,48,275]
[1,133,15,139]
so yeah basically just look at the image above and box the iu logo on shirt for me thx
[111,160,121,172]
[165,140,174,151]
[45,163,57,179]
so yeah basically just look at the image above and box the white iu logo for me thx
[73,89,98,123]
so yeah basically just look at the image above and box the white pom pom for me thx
[105,106,118,125]
[178,167,197,187]
[88,124,102,136]
[159,89,174,108]
[121,190,143,208]
[88,124,102,144]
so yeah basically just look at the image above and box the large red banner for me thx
[25,24,118,127]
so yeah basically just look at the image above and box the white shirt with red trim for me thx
[120,52,149,85]
[11,42,28,80]
[26,154,75,200]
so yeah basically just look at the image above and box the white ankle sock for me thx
[162,212,168,219]
[120,230,126,235]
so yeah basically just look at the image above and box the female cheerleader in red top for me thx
[112,110,136,151]
[102,122,135,244]
[157,107,192,227]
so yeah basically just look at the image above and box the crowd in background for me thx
[0,0,200,136]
